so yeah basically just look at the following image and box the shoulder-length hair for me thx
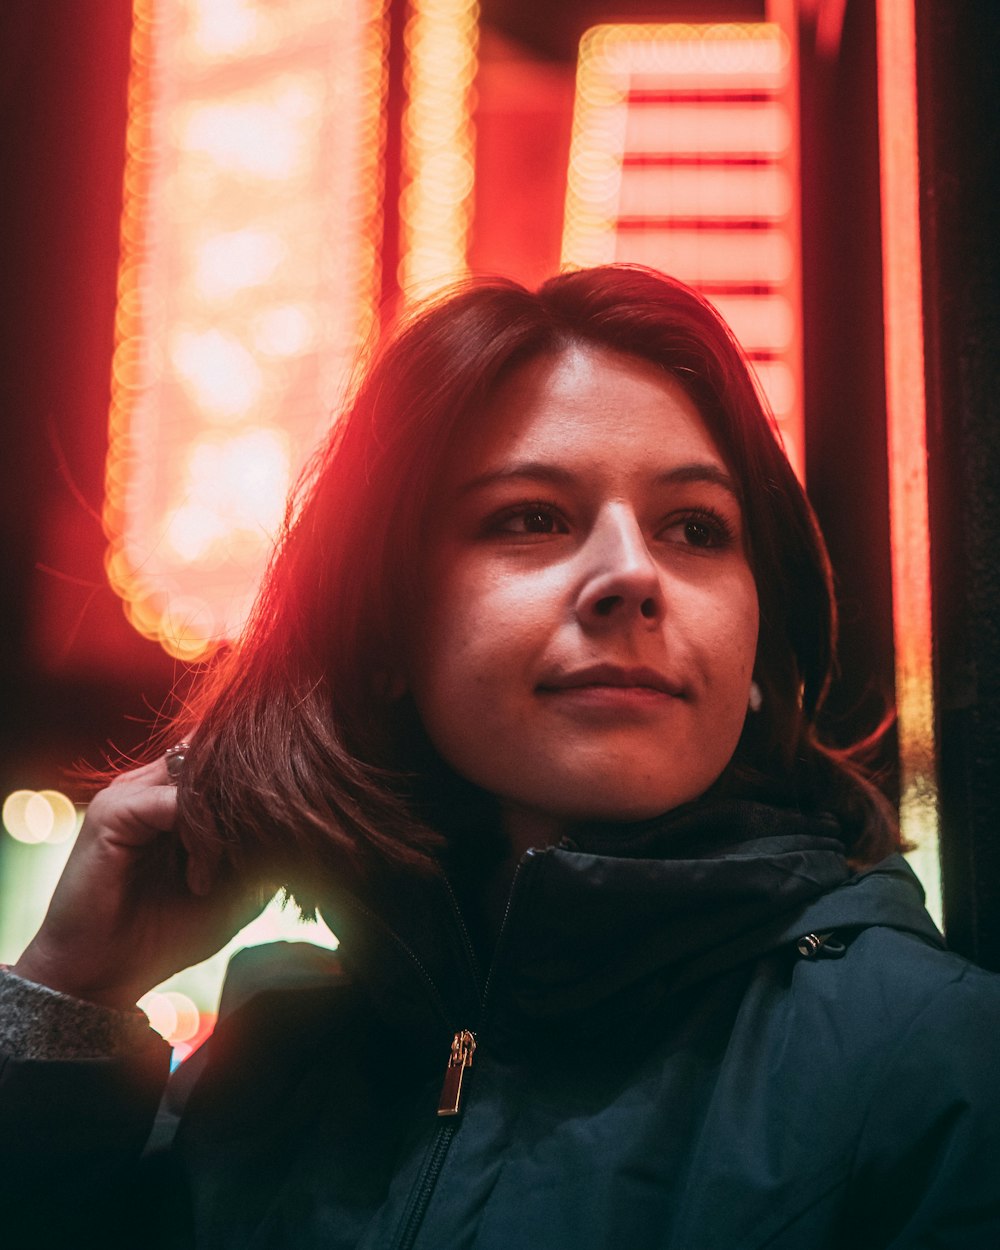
[172,266,898,905]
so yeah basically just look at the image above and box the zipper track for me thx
[440,873,484,1002]
[383,851,545,1250]
[478,852,536,1025]
[382,852,543,1250]
[389,1120,457,1250]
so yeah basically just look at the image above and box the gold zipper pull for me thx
[437,1029,477,1117]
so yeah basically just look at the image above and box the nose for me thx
[575,505,664,627]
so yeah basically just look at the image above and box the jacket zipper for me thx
[386,853,538,1250]
[436,1028,477,1116]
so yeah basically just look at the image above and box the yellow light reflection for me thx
[399,0,480,299]
[876,0,940,923]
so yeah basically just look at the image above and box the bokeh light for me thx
[105,0,389,660]
[2,790,80,846]
[399,0,480,299]
[138,989,202,1045]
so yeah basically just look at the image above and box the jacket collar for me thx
[318,801,932,1058]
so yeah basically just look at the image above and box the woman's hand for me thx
[12,758,261,1010]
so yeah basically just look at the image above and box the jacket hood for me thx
[318,801,941,1059]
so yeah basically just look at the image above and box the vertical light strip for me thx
[876,0,940,920]
[105,0,388,660]
[399,0,480,300]
[562,24,804,479]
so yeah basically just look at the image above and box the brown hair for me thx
[171,266,898,906]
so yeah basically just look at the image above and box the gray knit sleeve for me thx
[0,965,157,1060]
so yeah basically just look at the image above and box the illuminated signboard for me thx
[563,23,804,478]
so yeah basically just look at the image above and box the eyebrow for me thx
[456,460,742,503]
[655,463,742,502]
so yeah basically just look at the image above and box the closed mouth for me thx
[537,664,684,698]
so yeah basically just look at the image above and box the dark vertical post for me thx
[918,3,1000,967]
[799,1,897,773]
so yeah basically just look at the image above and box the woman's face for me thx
[406,344,759,835]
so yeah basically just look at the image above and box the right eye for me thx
[491,503,568,537]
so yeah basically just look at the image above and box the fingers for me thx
[89,751,224,897]
[83,778,178,849]
[107,756,171,787]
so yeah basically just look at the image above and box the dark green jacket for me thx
[4,802,1000,1247]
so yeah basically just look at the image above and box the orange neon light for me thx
[105,0,388,659]
[399,0,480,299]
[876,0,939,910]
[562,23,804,480]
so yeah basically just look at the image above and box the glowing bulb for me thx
[171,328,264,421]
[179,79,322,181]
[165,504,225,563]
[252,305,315,357]
[188,0,264,58]
[193,229,286,302]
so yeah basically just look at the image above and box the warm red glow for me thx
[876,0,939,906]
[563,23,804,479]
[105,0,388,659]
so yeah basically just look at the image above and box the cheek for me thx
[739,593,761,676]
[695,576,759,678]
[408,563,507,724]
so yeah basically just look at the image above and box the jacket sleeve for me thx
[846,963,1000,1248]
[0,969,173,1247]
[0,943,343,1247]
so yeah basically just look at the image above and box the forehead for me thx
[448,343,730,487]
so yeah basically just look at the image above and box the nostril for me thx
[640,598,657,619]
[594,595,621,617]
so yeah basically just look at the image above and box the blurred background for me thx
[1,0,997,1056]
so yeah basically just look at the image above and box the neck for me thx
[477,805,565,943]
[500,804,567,860]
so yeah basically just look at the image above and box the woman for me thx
[2,266,999,1247]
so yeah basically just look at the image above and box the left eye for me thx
[683,519,720,547]
[663,511,735,549]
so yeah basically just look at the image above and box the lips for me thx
[537,663,684,697]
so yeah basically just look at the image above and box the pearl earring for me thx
[748,681,763,713]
